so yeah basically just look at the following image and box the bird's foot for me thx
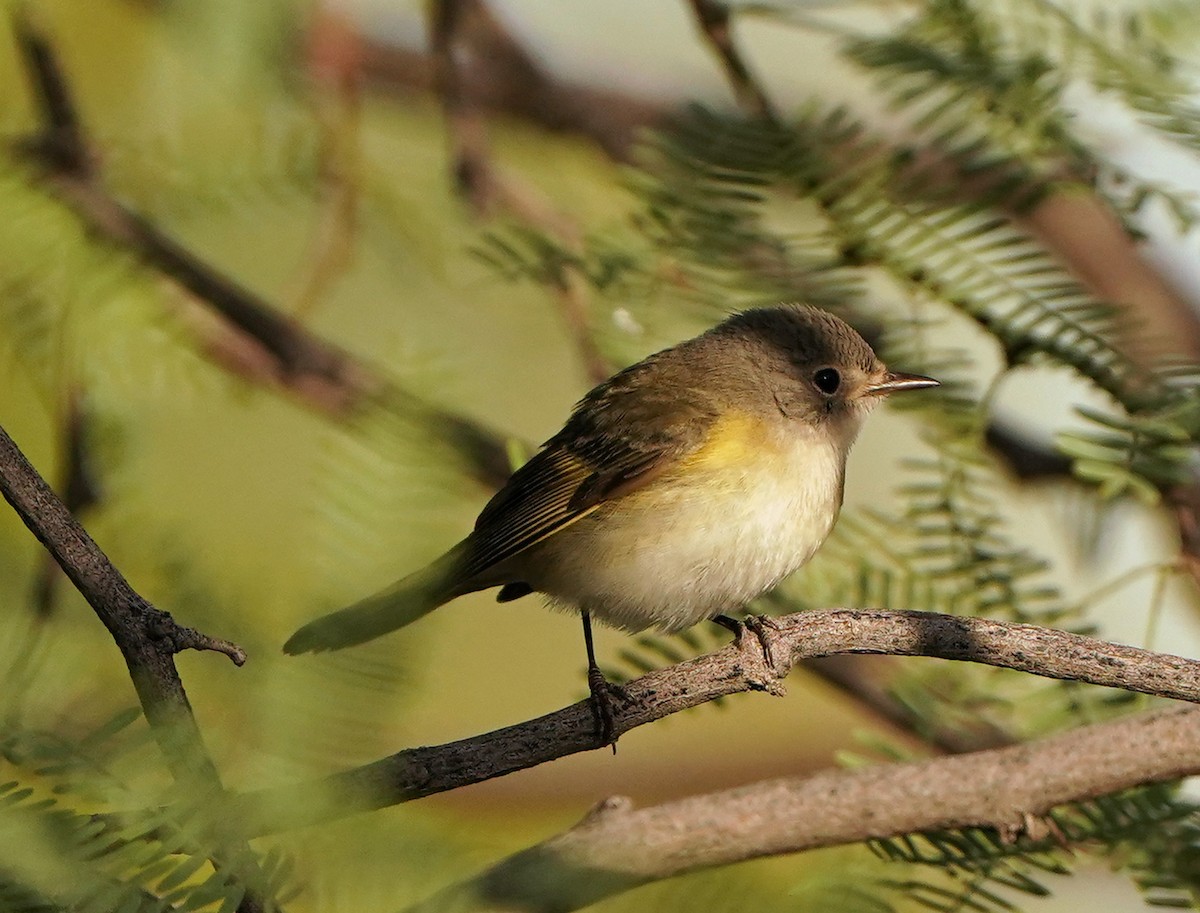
[713,613,786,693]
[744,613,782,673]
[587,665,628,752]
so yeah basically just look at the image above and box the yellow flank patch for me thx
[685,410,773,471]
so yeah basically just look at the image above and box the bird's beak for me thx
[863,371,940,397]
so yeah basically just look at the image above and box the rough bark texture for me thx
[404,707,1200,913]
[234,609,1200,835]
[0,423,265,912]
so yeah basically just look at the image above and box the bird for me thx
[284,304,938,744]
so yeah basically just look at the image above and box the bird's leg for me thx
[582,611,622,750]
[712,613,744,639]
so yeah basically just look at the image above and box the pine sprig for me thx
[841,0,1200,233]
[0,639,296,912]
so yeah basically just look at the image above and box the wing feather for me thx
[461,447,597,579]
[458,349,720,584]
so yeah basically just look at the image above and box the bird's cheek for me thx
[850,394,882,414]
[771,388,817,422]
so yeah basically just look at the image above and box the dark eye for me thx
[813,368,841,395]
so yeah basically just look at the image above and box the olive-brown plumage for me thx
[284,305,938,697]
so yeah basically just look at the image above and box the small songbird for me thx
[285,304,938,742]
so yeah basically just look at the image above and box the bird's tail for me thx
[283,541,472,654]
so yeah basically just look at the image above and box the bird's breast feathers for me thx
[522,410,849,632]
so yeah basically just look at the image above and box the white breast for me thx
[525,422,849,633]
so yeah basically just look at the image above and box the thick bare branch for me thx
[0,420,252,793]
[406,706,1200,913]
[0,422,246,714]
[234,608,1200,835]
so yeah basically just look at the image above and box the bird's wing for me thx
[459,357,718,583]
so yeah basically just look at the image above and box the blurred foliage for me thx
[2,0,1200,911]
[866,785,1200,911]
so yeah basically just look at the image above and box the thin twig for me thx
[12,7,91,176]
[429,0,491,215]
[289,2,364,318]
[404,706,1200,913]
[687,0,779,122]
[359,11,668,161]
[428,0,610,384]
[233,608,1200,835]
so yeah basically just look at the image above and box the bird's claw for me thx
[714,612,785,688]
[743,613,782,674]
[587,666,627,751]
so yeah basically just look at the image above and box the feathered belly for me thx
[524,430,846,632]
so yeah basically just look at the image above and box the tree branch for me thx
[0,423,269,911]
[0,423,246,691]
[404,705,1200,913]
[687,0,779,122]
[428,0,610,384]
[12,7,91,177]
[11,11,513,490]
[359,5,668,162]
[234,608,1200,835]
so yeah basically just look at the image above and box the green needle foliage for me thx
[0,720,299,912]
[865,785,1200,911]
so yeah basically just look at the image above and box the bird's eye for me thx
[813,368,841,395]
